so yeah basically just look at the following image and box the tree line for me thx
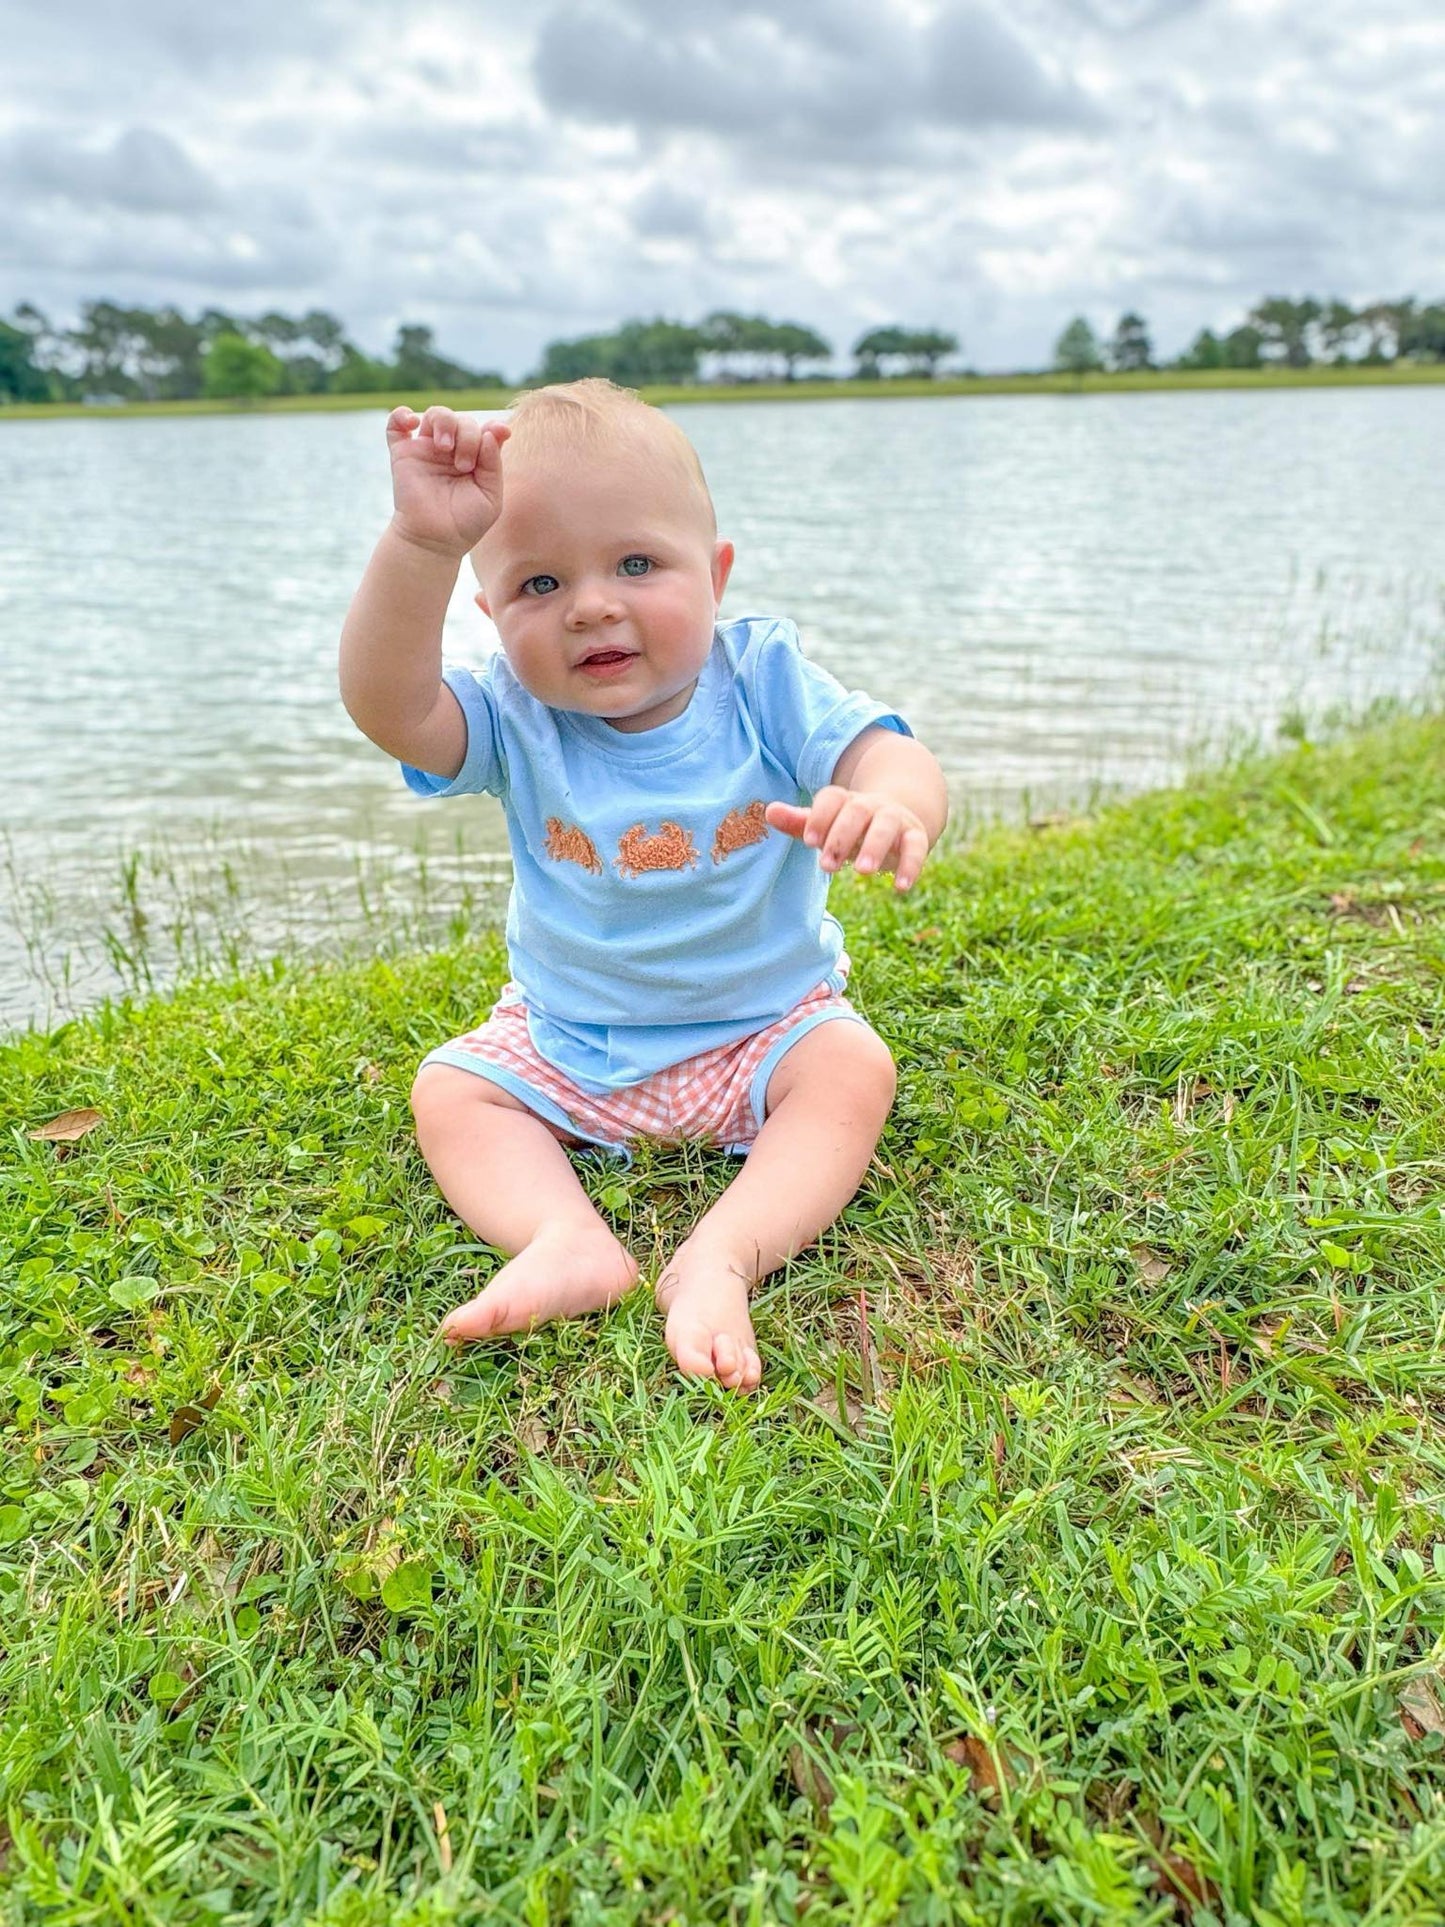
[0,302,504,405]
[1053,296,1445,374]
[0,301,959,402]
[3,292,1444,406]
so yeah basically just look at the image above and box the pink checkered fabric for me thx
[428,979,864,1151]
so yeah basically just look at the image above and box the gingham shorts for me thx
[420,979,868,1154]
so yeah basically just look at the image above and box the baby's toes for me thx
[713,1334,763,1392]
[712,1332,745,1387]
[440,1292,504,1345]
[667,1314,721,1380]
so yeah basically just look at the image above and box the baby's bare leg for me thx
[656,1021,896,1391]
[411,1065,637,1344]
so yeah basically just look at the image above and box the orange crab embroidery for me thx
[711,800,770,865]
[614,821,699,878]
[543,817,603,875]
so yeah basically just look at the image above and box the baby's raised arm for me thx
[338,405,509,778]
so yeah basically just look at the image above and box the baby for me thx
[339,379,947,1390]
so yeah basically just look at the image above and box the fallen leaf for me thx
[1028,810,1071,831]
[29,1108,104,1142]
[991,1432,1006,1472]
[789,1743,836,1811]
[1132,1245,1172,1287]
[813,1383,864,1433]
[1155,1849,1220,1919]
[945,1734,1012,1803]
[168,1384,222,1446]
[1136,1813,1221,1922]
[1400,1673,1445,1741]
[787,1720,856,1811]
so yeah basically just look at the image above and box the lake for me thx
[1,387,1442,1033]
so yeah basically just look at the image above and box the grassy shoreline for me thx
[2,713,1444,1921]
[4,361,1445,422]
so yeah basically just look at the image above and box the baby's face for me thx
[473,441,733,732]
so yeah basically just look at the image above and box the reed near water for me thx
[2,710,1443,1920]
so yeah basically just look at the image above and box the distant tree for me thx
[768,321,832,380]
[1108,311,1153,371]
[69,301,144,397]
[1177,327,1224,370]
[1053,316,1103,376]
[1248,296,1321,367]
[534,318,702,387]
[901,328,959,377]
[0,316,49,401]
[699,310,752,380]
[1401,301,1445,361]
[610,318,704,385]
[7,303,65,397]
[1357,299,1411,362]
[1317,298,1359,363]
[389,323,486,390]
[202,332,284,400]
[852,326,913,378]
[699,313,830,381]
[532,332,616,384]
[329,345,395,393]
[1220,323,1265,369]
[132,306,207,399]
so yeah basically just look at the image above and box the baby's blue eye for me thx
[619,555,653,577]
[521,574,559,596]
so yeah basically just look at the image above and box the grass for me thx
[3,363,1445,422]
[2,711,1444,1923]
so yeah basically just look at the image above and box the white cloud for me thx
[0,0,1439,375]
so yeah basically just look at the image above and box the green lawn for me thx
[3,362,1445,421]
[2,713,1444,1923]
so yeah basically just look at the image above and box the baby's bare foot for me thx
[440,1222,638,1344]
[656,1241,763,1391]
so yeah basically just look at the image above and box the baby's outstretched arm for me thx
[339,405,509,777]
[765,726,949,892]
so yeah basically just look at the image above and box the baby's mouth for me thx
[577,647,638,676]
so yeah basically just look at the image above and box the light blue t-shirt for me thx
[402,614,910,1092]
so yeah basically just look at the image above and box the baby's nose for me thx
[566,581,623,626]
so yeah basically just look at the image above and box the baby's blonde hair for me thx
[501,378,717,536]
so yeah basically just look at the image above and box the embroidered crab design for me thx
[711,801,769,865]
[543,818,603,875]
[614,820,700,878]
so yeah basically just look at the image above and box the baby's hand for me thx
[386,404,510,558]
[765,789,931,893]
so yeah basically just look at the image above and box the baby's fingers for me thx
[418,405,462,458]
[853,810,903,876]
[449,414,485,472]
[763,800,810,840]
[892,822,930,893]
[818,794,876,872]
[385,404,420,446]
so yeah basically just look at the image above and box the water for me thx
[2,388,1442,1033]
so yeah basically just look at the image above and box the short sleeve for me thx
[736,617,912,796]
[400,663,506,798]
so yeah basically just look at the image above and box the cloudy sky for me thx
[2,0,1441,377]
